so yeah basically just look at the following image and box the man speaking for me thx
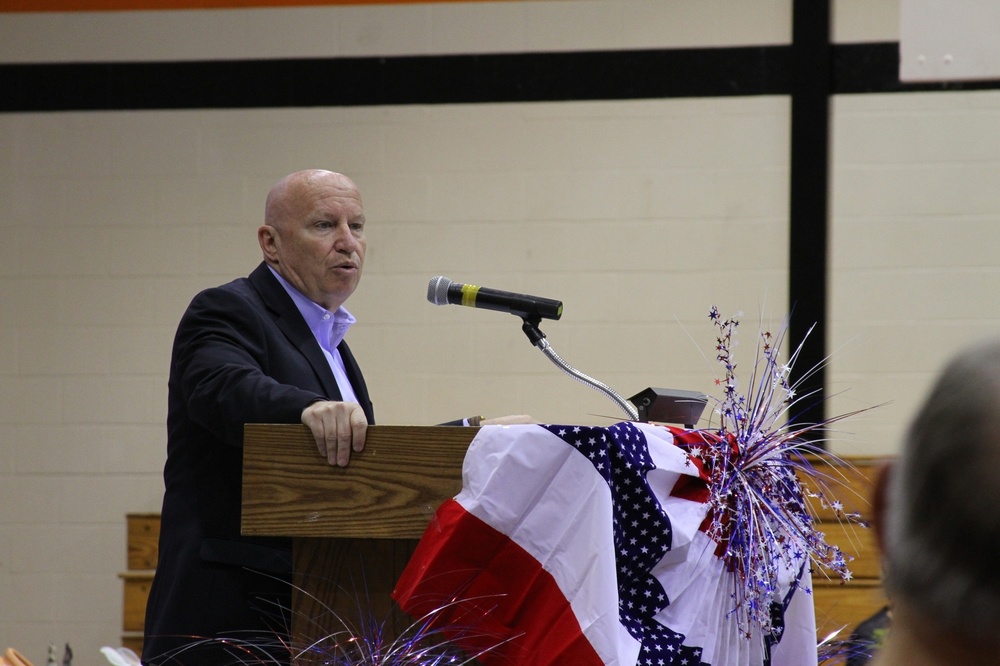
[143,169,376,665]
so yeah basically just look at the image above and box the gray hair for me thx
[883,338,1000,639]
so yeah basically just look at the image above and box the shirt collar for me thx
[267,265,355,353]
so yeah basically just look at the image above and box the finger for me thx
[302,406,329,460]
[335,411,354,467]
[351,408,368,453]
[321,414,341,466]
[317,425,330,461]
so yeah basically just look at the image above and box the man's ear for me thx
[872,461,895,557]
[258,225,278,262]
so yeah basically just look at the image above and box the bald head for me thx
[258,169,367,310]
[265,170,360,230]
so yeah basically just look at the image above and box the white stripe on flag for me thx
[457,424,641,666]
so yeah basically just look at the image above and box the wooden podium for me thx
[241,424,475,664]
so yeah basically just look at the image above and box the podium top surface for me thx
[241,424,474,540]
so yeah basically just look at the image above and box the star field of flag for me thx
[543,422,708,666]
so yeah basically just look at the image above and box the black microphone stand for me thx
[521,317,639,421]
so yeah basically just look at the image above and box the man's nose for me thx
[333,223,358,252]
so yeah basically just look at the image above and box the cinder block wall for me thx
[2,0,999,661]
[829,90,1000,452]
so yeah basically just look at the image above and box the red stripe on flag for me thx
[393,498,605,666]
[669,474,711,504]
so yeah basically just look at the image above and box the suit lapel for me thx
[339,340,375,424]
[248,263,343,401]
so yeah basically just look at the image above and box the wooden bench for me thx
[120,513,159,655]
[804,456,889,639]
[121,456,887,653]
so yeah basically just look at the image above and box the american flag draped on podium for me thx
[392,421,819,666]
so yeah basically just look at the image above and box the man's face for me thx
[262,172,366,310]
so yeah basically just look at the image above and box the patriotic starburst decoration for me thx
[133,583,506,666]
[672,307,871,638]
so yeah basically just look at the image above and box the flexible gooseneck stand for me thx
[521,317,639,422]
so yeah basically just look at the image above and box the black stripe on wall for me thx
[4,43,999,113]
[2,46,793,112]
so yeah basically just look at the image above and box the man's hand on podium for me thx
[301,404,535,468]
[301,400,368,467]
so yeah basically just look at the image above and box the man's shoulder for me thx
[192,264,274,307]
[189,276,257,309]
[213,275,256,298]
[179,268,277,325]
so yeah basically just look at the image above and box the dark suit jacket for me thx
[142,263,374,665]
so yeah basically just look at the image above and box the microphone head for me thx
[427,276,453,305]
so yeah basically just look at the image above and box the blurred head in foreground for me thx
[873,338,1000,665]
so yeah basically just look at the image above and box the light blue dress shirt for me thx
[267,266,359,404]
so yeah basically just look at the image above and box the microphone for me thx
[427,276,563,321]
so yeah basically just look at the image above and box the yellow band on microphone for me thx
[460,284,480,308]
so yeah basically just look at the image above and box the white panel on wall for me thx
[900,0,1000,82]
